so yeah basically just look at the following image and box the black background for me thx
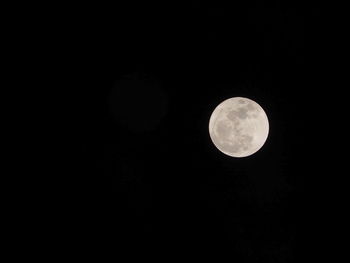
[75,1,328,261]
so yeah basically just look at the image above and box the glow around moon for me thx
[209,97,269,157]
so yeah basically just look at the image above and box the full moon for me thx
[209,97,269,158]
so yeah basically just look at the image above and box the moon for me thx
[209,97,269,158]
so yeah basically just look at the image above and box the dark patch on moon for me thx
[227,107,249,121]
[230,142,242,153]
[246,102,257,112]
[215,120,231,139]
[241,134,253,144]
[227,110,237,121]
[236,107,249,119]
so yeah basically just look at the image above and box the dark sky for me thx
[76,1,326,261]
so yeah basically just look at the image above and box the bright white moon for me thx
[209,97,269,157]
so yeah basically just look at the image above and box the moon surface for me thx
[209,97,269,157]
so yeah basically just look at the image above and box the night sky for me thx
[76,1,326,261]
